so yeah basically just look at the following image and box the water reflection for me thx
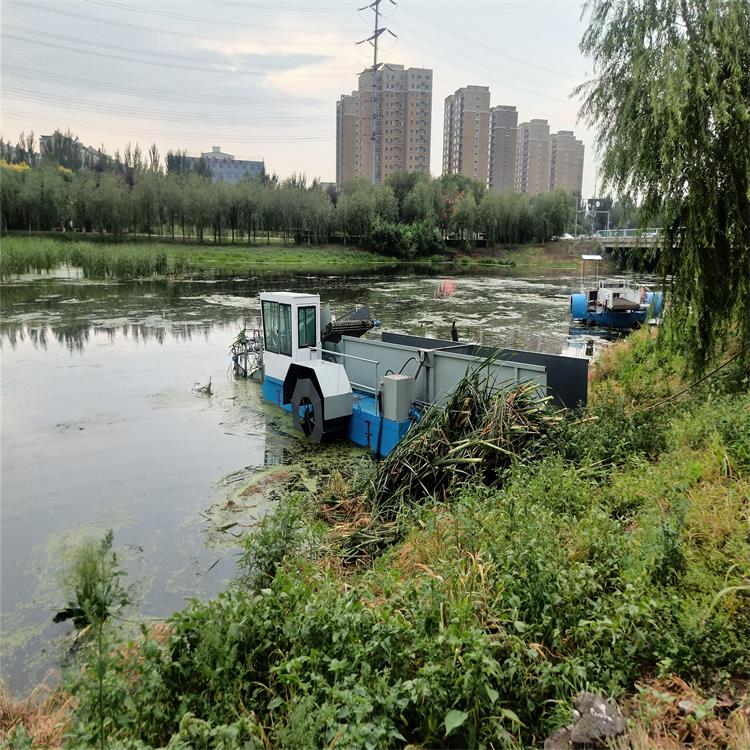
[434,279,457,299]
[264,445,286,466]
[1,321,231,352]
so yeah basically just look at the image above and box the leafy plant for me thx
[57,530,129,750]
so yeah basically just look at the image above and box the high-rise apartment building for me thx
[549,130,584,195]
[336,92,359,184]
[515,119,552,196]
[488,105,518,192]
[336,64,432,184]
[442,85,490,183]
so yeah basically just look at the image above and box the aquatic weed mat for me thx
[203,438,371,548]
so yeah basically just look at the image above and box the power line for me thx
[200,0,351,11]
[401,32,569,104]
[1,64,328,108]
[2,30,351,79]
[1,88,331,126]
[1,109,335,143]
[2,24,300,68]
[399,3,580,81]
[80,0,360,34]
[397,17,568,92]
[5,0,347,47]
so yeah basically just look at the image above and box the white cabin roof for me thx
[260,291,319,303]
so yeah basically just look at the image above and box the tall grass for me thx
[0,238,168,280]
[0,236,397,280]
[0,677,72,749]
[0,238,66,276]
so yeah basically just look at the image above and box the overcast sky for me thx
[1,0,600,194]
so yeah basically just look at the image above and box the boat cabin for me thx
[260,292,321,383]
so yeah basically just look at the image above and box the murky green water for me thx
[0,265,636,694]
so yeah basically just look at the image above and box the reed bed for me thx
[327,368,561,560]
[0,238,170,279]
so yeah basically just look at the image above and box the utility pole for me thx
[357,0,397,185]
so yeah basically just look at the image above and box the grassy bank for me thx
[0,236,604,281]
[451,239,606,270]
[0,237,398,279]
[6,329,747,749]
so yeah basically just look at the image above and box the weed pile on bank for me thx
[326,375,560,563]
[17,331,748,749]
[0,678,72,749]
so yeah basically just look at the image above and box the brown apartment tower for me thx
[442,85,490,183]
[549,130,585,195]
[336,64,432,184]
[336,92,359,184]
[515,119,552,196]
[488,104,518,192]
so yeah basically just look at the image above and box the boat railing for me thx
[311,347,380,395]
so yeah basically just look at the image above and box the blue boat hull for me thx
[576,309,648,328]
[570,291,662,329]
[262,376,412,457]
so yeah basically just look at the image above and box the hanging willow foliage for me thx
[577,0,750,373]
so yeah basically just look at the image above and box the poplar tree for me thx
[578,0,750,372]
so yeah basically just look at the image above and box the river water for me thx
[1,265,617,694]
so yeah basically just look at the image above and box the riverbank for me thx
[0,235,605,281]
[4,329,747,749]
[451,238,606,269]
[0,236,398,279]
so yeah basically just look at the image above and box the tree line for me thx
[0,130,640,258]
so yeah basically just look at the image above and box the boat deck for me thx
[608,297,641,311]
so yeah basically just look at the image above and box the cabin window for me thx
[278,303,292,356]
[298,306,317,348]
[262,301,292,356]
[262,300,279,354]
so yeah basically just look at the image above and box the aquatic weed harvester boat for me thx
[570,254,663,329]
[232,291,589,458]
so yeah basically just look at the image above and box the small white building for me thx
[194,146,264,184]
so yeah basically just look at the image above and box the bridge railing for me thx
[594,228,660,238]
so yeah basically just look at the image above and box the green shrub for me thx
[236,493,318,591]
[364,221,411,259]
[365,220,445,259]
[404,221,444,257]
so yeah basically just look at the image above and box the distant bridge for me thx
[593,229,661,252]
